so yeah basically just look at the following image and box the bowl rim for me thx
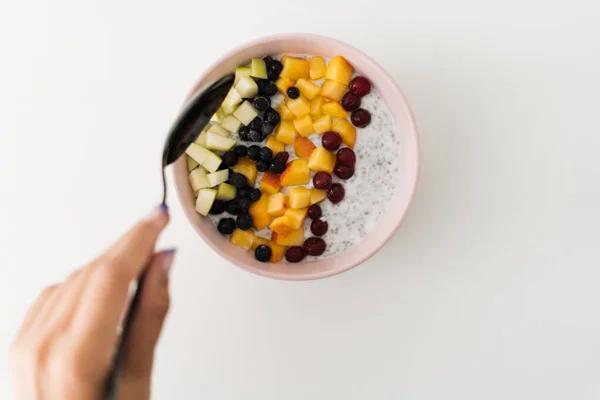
[173,32,420,281]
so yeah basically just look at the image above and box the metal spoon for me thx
[105,73,234,400]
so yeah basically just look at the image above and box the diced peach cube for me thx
[230,229,255,251]
[280,57,310,80]
[248,194,271,230]
[232,158,257,186]
[251,236,270,251]
[313,114,332,134]
[310,189,327,204]
[280,159,311,186]
[293,137,316,159]
[278,103,295,121]
[266,136,285,155]
[321,101,349,118]
[288,187,311,209]
[274,121,297,144]
[267,193,287,217]
[325,56,353,85]
[284,207,308,229]
[308,56,327,80]
[275,77,294,95]
[272,227,304,246]
[332,118,356,148]
[287,96,311,118]
[310,96,325,118]
[293,114,314,137]
[269,241,287,263]
[307,146,336,173]
[295,78,321,100]
[260,171,281,195]
[270,216,295,237]
[320,80,348,102]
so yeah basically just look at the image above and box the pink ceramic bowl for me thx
[173,33,419,280]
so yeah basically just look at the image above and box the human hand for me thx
[10,206,173,400]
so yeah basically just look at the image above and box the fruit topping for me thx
[217,218,236,235]
[331,119,356,148]
[230,229,255,251]
[294,137,316,158]
[313,114,332,134]
[238,126,250,141]
[247,145,260,160]
[313,172,332,190]
[321,101,349,118]
[249,188,262,202]
[293,115,314,137]
[280,57,310,80]
[286,87,300,99]
[209,200,226,215]
[325,56,353,85]
[265,136,285,155]
[216,183,237,201]
[321,131,342,151]
[255,159,269,172]
[270,158,286,174]
[310,219,328,236]
[285,246,306,263]
[350,108,371,128]
[255,245,272,262]
[334,165,355,180]
[295,78,321,100]
[308,56,327,80]
[259,171,281,194]
[252,96,270,111]
[229,172,247,188]
[320,80,348,102]
[307,146,336,173]
[235,76,259,98]
[234,145,248,157]
[336,148,356,167]
[280,159,310,186]
[307,205,322,220]
[341,92,361,111]
[261,122,275,136]
[304,237,326,256]
[327,183,345,204]
[349,76,371,97]
[310,189,327,205]
[259,147,273,162]
[249,194,271,230]
[263,108,281,124]
[258,80,278,96]
[275,151,290,163]
[195,189,217,216]
[222,151,239,167]
[236,214,253,230]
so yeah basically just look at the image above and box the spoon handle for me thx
[161,167,167,205]
[104,272,147,399]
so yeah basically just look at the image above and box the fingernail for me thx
[161,248,176,277]
[147,204,169,220]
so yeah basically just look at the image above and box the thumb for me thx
[118,249,175,399]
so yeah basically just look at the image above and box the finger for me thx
[70,205,169,350]
[43,267,92,334]
[16,284,60,338]
[118,250,175,399]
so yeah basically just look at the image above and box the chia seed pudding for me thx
[186,54,400,263]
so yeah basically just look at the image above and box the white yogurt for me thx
[208,56,401,260]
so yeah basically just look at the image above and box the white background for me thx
[2,0,600,398]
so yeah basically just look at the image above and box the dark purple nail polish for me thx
[160,203,169,213]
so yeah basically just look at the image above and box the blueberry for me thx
[269,60,283,75]
[270,158,286,174]
[264,108,280,124]
[218,160,227,171]
[256,79,270,95]
[254,245,272,262]
[209,200,226,215]
[238,125,250,141]
[262,82,277,97]
[234,145,248,157]
[217,218,236,235]
[229,172,247,188]
[263,55,274,63]
[249,188,262,202]
[236,214,253,230]
[252,96,270,112]
[256,159,269,172]
[286,87,300,99]
[248,129,262,142]
[238,198,251,212]
[247,145,260,160]
[267,70,279,82]
[259,147,273,162]
[250,117,263,130]
[261,122,275,135]
[236,186,251,199]
[225,200,243,216]
[222,151,239,167]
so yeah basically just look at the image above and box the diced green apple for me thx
[188,167,210,192]
[221,89,242,115]
[221,115,242,133]
[185,143,211,165]
[186,156,199,172]
[195,188,217,216]
[216,183,236,201]
[205,133,236,152]
[235,76,259,98]
[251,58,268,79]
[232,101,258,125]
[207,123,229,137]
[194,132,207,147]
[207,169,229,187]
[202,151,222,173]
[234,66,251,85]
[210,107,224,122]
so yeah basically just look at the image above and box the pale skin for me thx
[10,206,172,400]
